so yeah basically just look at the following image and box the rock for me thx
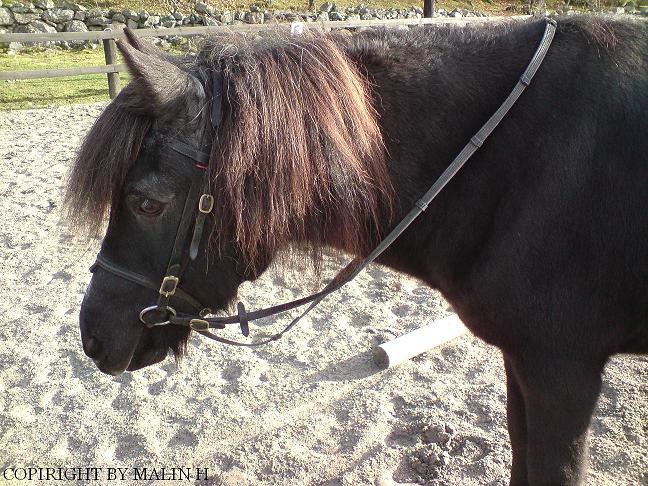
[111,12,125,23]
[33,0,53,8]
[123,9,139,20]
[10,3,32,14]
[319,2,334,12]
[140,15,159,27]
[27,19,55,31]
[195,2,214,15]
[346,13,360,20]
[244,11,263,23]
[172,11,183,20]
[63,19,86,31]
[7,41,24,52]
[13,21,43,32]
[449,9,462,17]
[216,10,232,23]
[277,11,297,21]
[13,12,40,24]
[329,10,344,20]
[85,8,103,19]
[72,10,84,20]
[86,16,110,26]
[316,11,328,21]
[126,19,137,29]
[42,8,73,23]
[108,21,126,30]
[160,14,176,27]
[0,7,15,25]
[59,1,85,11]
[203,15,218,25]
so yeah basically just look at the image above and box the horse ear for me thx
[122,27,162,57]
[116,35,199,118]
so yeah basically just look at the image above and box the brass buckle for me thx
[198,194,214,214]
[159,276,179,297]
[189,319,210,332]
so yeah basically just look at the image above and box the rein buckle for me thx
[198,194,214,214]
[189,319,210,332]
[159,276,179,297]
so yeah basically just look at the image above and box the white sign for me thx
[290,22,305,35]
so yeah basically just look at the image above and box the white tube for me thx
[373,314,468,369]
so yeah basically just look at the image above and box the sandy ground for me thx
[0,104,646,486]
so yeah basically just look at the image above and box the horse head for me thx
[65,29,392,375]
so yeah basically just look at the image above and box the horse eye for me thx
[138,198,163,216]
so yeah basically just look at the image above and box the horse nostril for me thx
[83,336,103,359]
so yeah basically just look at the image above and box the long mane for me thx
[65,31,394,268]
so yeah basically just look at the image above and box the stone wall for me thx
[0,1,490,39]
[2,1,645,51]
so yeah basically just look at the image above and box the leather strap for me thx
[91,254,207,310]
[168,140,210,167]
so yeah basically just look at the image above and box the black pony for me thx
[65,17,647,486]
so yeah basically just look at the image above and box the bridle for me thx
[90,19,557,347]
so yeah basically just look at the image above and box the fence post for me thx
[423,0,434,17]
[102,36,120,99]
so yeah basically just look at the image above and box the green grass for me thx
[0,48,133,109]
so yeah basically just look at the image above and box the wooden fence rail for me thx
[0,14,522,99]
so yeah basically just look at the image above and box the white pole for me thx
[373,314,468,369]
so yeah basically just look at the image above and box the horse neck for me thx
[345,20,550,284]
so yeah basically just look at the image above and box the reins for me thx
[91,18,557,347]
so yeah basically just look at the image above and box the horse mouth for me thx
[127,347,168,372]
[92,346,168,376]
[94,358,130,376]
